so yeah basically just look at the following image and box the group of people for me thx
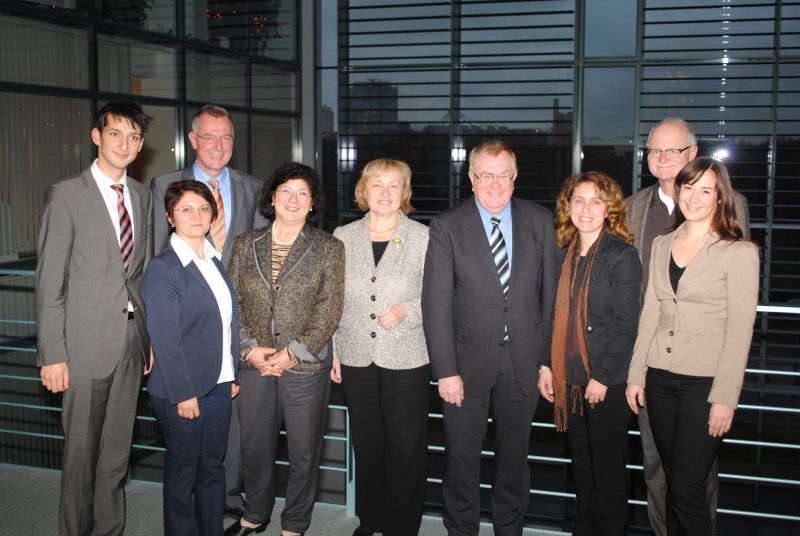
[35,99,758,536]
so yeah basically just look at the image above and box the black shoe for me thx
[223,520,266,536]
[352,526,375,536]
[224,505,246,519]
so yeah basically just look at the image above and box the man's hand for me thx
[438,375,464,407]
[177,397,200,419]
[40,362,69,393]
[626,384,645,414]
[330,357,342,384]
[538,366,554,403]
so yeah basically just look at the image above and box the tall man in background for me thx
[37,101,153,535]
[423,140,557,535]
[626,117,750,535]
[150,103,266,517]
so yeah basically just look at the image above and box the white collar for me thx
[170,234,221,267]
[657,185,676,215]
[91,159,128,188]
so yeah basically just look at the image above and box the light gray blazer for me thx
[333,214,430,370]
[150,166,268,267]
[36,168,153,378]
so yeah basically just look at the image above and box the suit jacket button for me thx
[371,276,377,282]
[673,298,677,303]
[269,306,274,312]
[666,347,672,353]
[274,332,280,337]
[586,326,593,333]
[275,285,281,291]
[370,332,376,338]
[370,313,376,320]
[370,295,376,301]
[669,330,674,336]
[122,309,127,314]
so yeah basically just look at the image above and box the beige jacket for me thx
[628,224,759,408]
[333,214,430,370]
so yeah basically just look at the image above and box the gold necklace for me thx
[367,212,400,234]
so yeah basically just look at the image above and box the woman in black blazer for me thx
[538,172,642,536]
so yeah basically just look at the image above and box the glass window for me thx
[0,15,88,89]
[582,67,635,145]
[185,0,297,61]
[252,65,297,112]
[98,35,177,99]
[584,0,637,57]
[185,50,247,107]
[251,115,296,180]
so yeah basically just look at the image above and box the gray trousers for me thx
[59,319,142,536]
[224,397,245,509]
[638,403,719,536]
[237,368,330,533]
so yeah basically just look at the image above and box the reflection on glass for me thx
[251,115,295,179]
[585,0,636,57]
[98,35,177,99]
[582,67,635,145]
[185,0,296,61]
[0,15,88,89]
[137,105,177,181]
[581,146,634,195]
[252,65,297,112]
[98,0,176,34]
[185,51,246,107]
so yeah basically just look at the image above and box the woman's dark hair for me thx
[259,162,325,222]
[673,157,743,241]
[164,179,218,227]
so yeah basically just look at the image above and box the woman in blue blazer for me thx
[143,179,240,536]
[539,172,642,536]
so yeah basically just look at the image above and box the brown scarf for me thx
[550,230,604,432]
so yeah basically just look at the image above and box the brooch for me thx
[392,238,403,247]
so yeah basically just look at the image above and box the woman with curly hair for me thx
[539,171,642,535]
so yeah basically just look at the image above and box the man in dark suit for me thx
[36,101,153,535]
[626,117,750,536]
[150,103,266,516]
[422,140,557,535]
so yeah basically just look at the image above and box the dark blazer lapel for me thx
[251,228,273,290]
[465,199,503,291]
[223,169,246,260]
[81,170,125,271]
[588,233,611,283]
[506,201,529,304]
[127,179,146,272]
[278,226,312,281]
[185,261,217,302]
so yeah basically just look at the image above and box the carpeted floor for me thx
[0,463,565,535]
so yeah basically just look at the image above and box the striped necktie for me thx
[490,216,510,342]
[111,184,133,271]
[209,179,227,251]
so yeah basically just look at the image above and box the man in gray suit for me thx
[422,140,557,535]
[626,117,750,536]
[36,101,153,535]
[150,104,266,516]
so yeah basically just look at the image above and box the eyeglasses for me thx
[194,133,234,145]
[275,187,312,199]
[175,205,213,216]
[647,146,693,158]
[471,171,515,183]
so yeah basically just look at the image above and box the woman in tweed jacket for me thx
[331,159,430,536]
[224,163,344,536]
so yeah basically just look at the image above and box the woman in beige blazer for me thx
[626,157,759,536]
[331,159,430,536]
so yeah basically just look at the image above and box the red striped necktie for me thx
[111,184,133,270]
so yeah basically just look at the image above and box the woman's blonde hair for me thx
[354,159,414,214]
[554,171,633,248]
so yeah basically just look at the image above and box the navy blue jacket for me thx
[143,244,240,405]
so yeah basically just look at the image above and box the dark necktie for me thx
[111,184,133,270]
[490,217,510,341]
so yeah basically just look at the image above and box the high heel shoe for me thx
[223,519,266,536]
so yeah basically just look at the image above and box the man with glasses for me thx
[626,117,750,536]
[423,140,557,535]
[150,103,267,519]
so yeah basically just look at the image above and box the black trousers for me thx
[645,368,722,536]
[441,347,539,536]
[341,362,431,536]
[566,383,631,536]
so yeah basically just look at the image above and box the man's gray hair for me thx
[191,104,235,137]
[647,117,696,147]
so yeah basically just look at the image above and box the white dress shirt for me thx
[90,159,135,243]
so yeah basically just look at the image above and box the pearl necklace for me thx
[367,212,400,234]
[272,225,298,246]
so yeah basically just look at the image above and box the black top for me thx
[567,255,590,386]
[669,253,686,293]
[372,240,389,266]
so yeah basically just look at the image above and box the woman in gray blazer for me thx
[224,163,344,536]
[331,159,430,536]
[627,157,759,536]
